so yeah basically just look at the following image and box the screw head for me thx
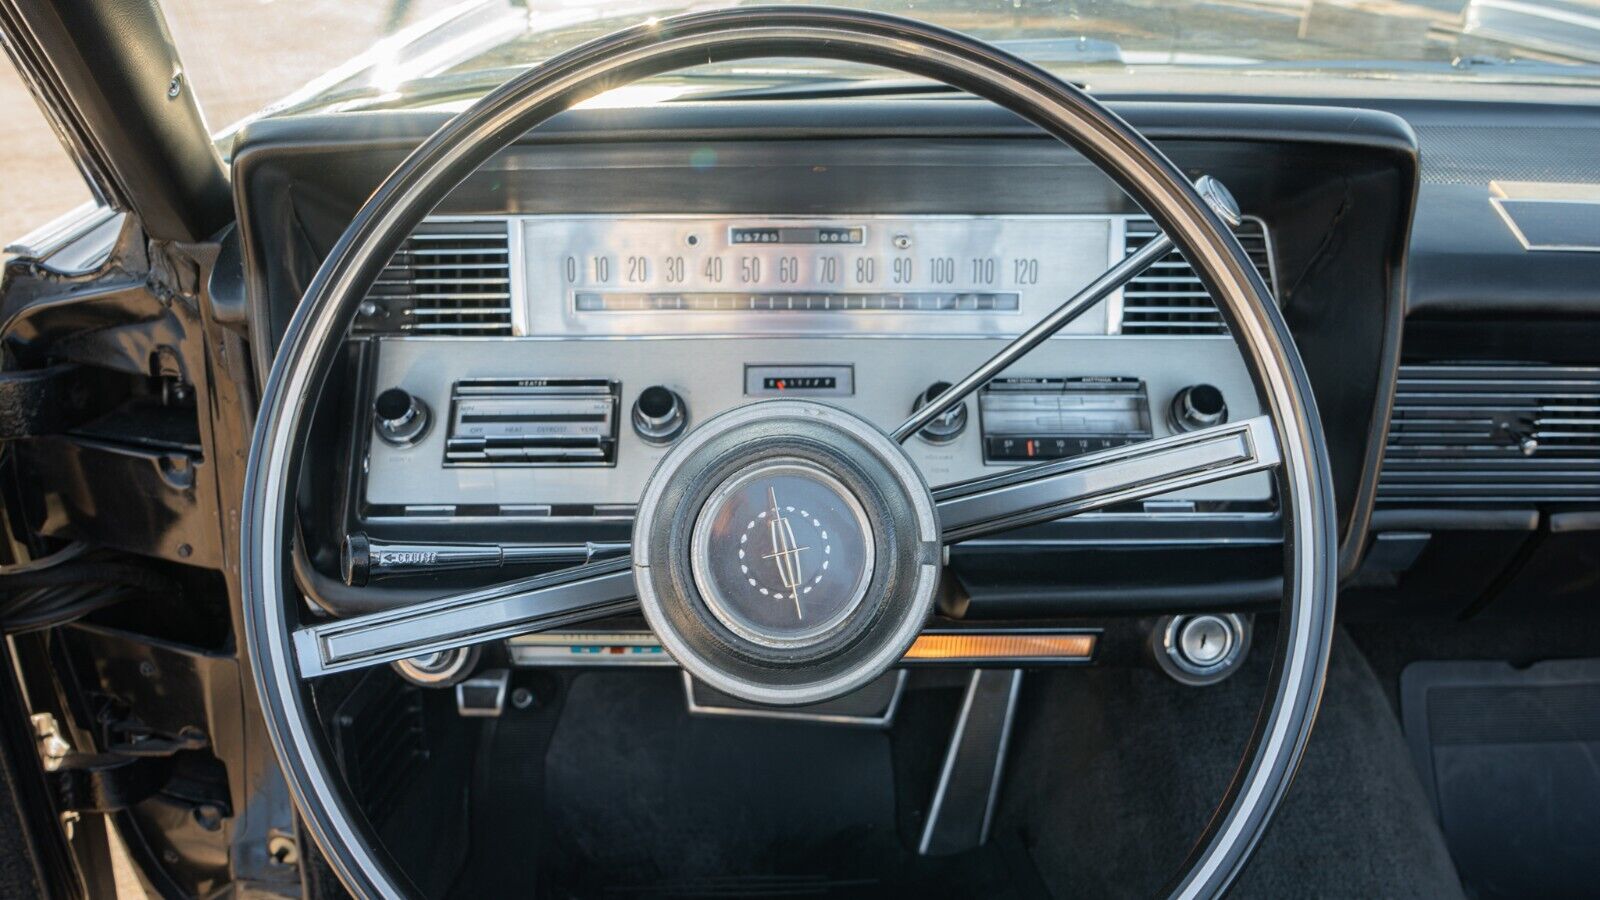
[166,74,183,99]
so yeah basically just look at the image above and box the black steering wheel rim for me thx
[242,7,1338,897]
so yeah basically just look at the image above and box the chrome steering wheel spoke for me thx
[934,416,1281,543]
[892,174,1239,445]
[293,556,637,678]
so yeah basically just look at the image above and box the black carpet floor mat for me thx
[999,627,1463,899]
[542,670,1046,898]
[532,630,1460,898]
[1402,658,1600,900]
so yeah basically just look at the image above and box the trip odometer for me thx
[517,213,1120,337]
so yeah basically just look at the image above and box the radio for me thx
[979,377,1153,462]
[443,378,619,466]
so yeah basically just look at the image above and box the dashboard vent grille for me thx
[359,219,513,335]
[1119,217,1275,335]
[1379,363,1600,505]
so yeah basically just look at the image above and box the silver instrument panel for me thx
[361,212,1272,518]
[363,336,1270,514]
[515,214,1122,338]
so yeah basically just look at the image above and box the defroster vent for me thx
[1379,363,1600,505]
[356,219,514,335]
[1119,217,1276,335]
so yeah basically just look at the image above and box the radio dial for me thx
[633,386,688,445]
[1171,384,1228,432]
[912,382,968,444]
[374,387,430,446]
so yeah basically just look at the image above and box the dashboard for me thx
[229,97,1428,617]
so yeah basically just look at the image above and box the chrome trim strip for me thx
[293,558,637,677]
[1489,181,1600,253]
[935,416,1281,542]
[3,202,116,261]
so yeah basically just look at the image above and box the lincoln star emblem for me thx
[737,485,833,621]
[763,487,811,617]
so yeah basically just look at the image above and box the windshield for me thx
[162,0,1600,129]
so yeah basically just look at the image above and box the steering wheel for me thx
[243,7,1336,897]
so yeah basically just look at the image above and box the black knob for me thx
[912,382,968,444]
[1170,384,1228,432]
[373,387,430,446]
[633,386,687,444]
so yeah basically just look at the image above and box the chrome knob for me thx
[1194,175,1242,228]
[1177,615,1233,667]
[912,382,967,444]
[1153,613,1250,686]
[632,386,687,445]
[1170,384,1228,433]
[373,387,430,446]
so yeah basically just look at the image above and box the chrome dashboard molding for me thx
[1489,181,1600,253]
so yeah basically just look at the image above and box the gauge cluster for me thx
[348,211,1277,523]
[511,214,1125,338]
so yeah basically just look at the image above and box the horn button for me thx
[634,401,941,706]
[692,463,875,648]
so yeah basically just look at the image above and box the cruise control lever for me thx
[341,532,629,586]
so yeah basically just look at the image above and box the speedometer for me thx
[511,214,1122,337]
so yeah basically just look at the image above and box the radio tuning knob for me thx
[633,386,688,445]
[374,387,430,446]
[1171,384,1228,432]
[912,382,968,444]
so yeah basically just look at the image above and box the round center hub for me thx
[690,463,874,647]
[633,400,942,706]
